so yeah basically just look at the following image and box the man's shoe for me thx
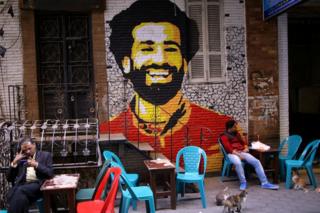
[240,182,247,190]
[261,182,279,190]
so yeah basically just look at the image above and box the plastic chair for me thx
[278,135,302,180]
[175,146,207,208]
[77,167,121,213]
[218,138,247,181]
[76,160,110,201]
[36,198,44,213]
[285,139,320,189]
[115,163,155,213]
[0,210,7,213]
[103,150,139,186]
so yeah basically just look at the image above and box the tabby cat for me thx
[222,190,248,213]
[216,187,231,206]
[292,170,308,192]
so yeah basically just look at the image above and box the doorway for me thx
[288,17,320,148]
[35,13,95,119]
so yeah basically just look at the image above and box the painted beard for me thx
[127,63,185,106]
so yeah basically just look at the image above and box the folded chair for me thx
[103,150,139,186]
[176,146,207,208]
[77,167,121,213]
[285,139,320,189]
[76,160,110,201]
[278,135,302,180]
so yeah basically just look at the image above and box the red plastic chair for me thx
[77,167,121,213]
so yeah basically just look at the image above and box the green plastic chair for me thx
[176,146,207,208]
[285,139,320,189]
[278,135,302,180]
[103,150,139,186]
[76,160,110,201]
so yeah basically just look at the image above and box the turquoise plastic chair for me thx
[36,198,44,213]
[278,135,302,180]
[176,146,207,208]
[218,138,246,181]
[103,150,139,186]
[76,160,110,201]
[0,210,7,213]
[116,164,155,213]
[285,139,320,189]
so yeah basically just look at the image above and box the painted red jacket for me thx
[100,103,230,161]
[220,132,247,154]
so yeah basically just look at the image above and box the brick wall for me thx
[245,0,280,147]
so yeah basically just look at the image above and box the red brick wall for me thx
[246,0,280,146]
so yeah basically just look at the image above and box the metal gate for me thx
[35,13,95,119]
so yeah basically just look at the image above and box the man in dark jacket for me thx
[7,137,53,213]
[220,120,279,190]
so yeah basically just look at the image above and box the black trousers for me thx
[8,182,42,213]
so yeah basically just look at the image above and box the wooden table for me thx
[144,160,176,210]
[40,173,80,213]
[250,148,279,183]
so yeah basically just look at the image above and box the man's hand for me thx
[27,159,39,168]
[243,147,249,153]
[233,150,244,160]
[12,151,26,166]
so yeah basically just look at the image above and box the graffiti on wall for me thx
[100,0,246,171]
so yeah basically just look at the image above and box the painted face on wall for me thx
[122,22,188,106]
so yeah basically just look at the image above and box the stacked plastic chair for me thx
[285,139,320,189]
[176,146,207,208]
[103,150,139,186]
[278,135,302,180]
[77,167,121,213]
[109,161,155,213]
[76,160,110,201]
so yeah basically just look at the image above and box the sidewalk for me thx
[128,171,320,213]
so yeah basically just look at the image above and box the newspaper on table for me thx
[251,141,270,151]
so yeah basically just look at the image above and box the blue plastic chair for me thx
[285,139,320,189]
[218,138,247,181]
[76,160,110,201]
[109,162,155,213]
[176,146,207,208]
[278,135,302,180]
[36,198,44,213]
[103,150,139,186]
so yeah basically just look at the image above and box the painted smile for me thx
[148,69,171,78]
[146,69,173,85]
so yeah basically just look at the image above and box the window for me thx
[187,0,225,83]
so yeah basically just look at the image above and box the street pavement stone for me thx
[125,172,320,213]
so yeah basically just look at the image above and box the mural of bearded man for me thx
[100,0,231,172]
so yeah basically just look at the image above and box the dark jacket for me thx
[6,151,53,186]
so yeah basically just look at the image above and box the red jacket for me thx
[220,132,247,154]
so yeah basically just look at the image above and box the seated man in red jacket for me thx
[220,120,279,190]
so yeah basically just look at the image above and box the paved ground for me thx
[123,170,320,213]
